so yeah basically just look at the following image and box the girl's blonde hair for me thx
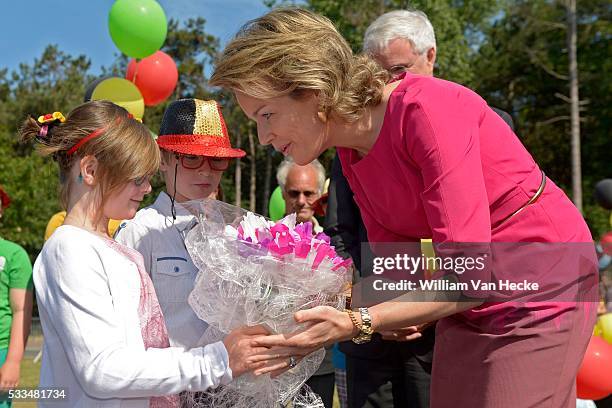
[209,7,389,122]
[20,100,160,211]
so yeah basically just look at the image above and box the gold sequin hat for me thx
[157,99,246,158]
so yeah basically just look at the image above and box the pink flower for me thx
[268,223,295,256]
[294,240,312,259]
[294,222,313,240]
[312,243,334,269]
[332,257,353,271]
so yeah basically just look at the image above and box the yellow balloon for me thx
[594,319,603,337]
[44,211,66,241]
[90,77,145,119]
[599,313,612,344]
[108,219,123,237]
[44,211,123,240]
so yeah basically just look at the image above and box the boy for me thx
[115,99,245,349]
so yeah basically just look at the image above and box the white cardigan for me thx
[34,225,232,407]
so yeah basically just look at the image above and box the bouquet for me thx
[183,199,352,408]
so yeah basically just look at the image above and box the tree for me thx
[0,46,92,258]
[305,0,502,85]
[566,0,583,213]
[473,0,611,236]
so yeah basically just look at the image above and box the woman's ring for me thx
[288,356,297,368]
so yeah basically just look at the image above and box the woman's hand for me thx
[223,325,271,378]
[255,306,358,349]
[245,306,358,377]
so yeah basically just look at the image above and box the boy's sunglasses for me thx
[175,154,230,171]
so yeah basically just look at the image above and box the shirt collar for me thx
[152,191,199,233]
[310,217,324,234]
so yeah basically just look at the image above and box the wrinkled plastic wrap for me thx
[183,199,351,408]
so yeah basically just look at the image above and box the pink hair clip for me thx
[38,125,49,138]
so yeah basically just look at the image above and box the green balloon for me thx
[108,0,167,59]
[269,186,286,221]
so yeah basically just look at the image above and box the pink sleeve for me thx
[402,99,491,243]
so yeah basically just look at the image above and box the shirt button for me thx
[174,266,180,273]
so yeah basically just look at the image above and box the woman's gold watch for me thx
[346,307,374,344]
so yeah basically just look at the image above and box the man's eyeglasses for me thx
[176,154,230,171]
[286,189,319,200]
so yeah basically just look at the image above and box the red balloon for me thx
[577,336,612,395]
[126,51,178,106]
[601,232,612,256]
[577,381,610,400]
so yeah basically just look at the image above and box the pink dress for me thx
[338,73,597,407]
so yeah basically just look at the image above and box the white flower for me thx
[239,212,270,243]
[279,213,296,229]
[224,225,239,239]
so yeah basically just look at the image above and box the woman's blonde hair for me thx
[209,7,389,122]
[20,100,160,212]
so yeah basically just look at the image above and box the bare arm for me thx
[0,288,33,389]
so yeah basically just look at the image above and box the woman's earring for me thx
[317,111,328,123]
[77,173,83,183]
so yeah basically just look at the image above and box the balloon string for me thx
[128,59,140,83]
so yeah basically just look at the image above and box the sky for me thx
[0,0,270,75]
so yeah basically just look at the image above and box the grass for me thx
[17,358,39,389]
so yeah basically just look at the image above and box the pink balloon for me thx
[126,51,178,106]
[601,232,612,256]
[577,335,612,395]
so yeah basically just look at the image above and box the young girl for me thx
[20,101,271,407]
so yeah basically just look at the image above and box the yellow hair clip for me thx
[37,112,66,124]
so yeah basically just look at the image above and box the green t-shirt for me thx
[0,238,33,349]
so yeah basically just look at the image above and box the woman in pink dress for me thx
[210,8,598,407]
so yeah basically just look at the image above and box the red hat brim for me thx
[157,135,246,158]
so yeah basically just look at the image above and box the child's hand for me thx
[0,359,20,390]
[223,325,271,378]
